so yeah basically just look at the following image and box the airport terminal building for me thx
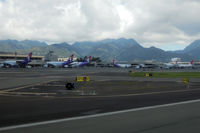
[0,53,45,67]
[0,53,44,60]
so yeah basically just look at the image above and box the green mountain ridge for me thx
[0,38,198,62]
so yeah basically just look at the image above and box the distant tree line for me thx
[76,56,101,62]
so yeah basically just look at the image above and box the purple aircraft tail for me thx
[113,59,119,67]
[69,54,74,62]
[22,52,32,63]
[62,54,74,66]
[18,52,32,67]
[79,56,92,66]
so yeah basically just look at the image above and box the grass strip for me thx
[130,72,200,78]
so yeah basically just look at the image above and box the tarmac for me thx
[2,99,200,133]
[0,67,200,132]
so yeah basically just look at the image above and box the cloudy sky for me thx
[0,0,200,50]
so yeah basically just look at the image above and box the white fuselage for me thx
[67,61,87,67]
[163,61,193,68]
[117,64,131,68]
[46,61,64,67]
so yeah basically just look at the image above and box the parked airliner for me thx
[46,54,74,68]
[112,60,132,68]
[3,52,32,68]
[163,60,194,69]
[67,56,92,67]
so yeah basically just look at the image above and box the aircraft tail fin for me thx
[112,60,116,65]
[69,54,74,61]
[62,54,74,66]
[26,52,32,62]
[190,60,194,65]
[18,52,32,67]
[87,56,92,62]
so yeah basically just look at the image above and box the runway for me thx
[1,99,200,133]
[0,68,200,132]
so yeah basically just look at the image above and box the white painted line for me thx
[0,91,56,95]
[1,99,200,131]
[0,72,27,74]
[2,80,57,92]
[52,88,200,99]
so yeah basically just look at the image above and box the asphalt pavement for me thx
[0,67,200,133]
[1,99,200,133]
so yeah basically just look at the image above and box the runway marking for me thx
[1,98,200,131]
[0,80,59,97]
[51,88,200,99]
[0,93,19,97]
[0,91,56,95]
[42,85,65,87]
[0,72,28,74]
[0,93,55,98]
[1,80,58,92]
[1,87,200,98]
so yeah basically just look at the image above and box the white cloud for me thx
[0,0,200,50]
[116,5,134,32]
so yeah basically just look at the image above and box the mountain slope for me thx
[173,40,200,59]
[87,39,142,61]
[118,46,193,62]
[74,38,194,62]
[73,38,140,56]
[16,43,80,57]
[0,40,47,52]
[0,38,198,62]
[181,40,200,58]
[183,40,200,53]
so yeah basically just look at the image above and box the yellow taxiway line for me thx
[0,88,199,99]
[0,91,56,95]
[0,72,28,74]
[0,80,58,97]
[1,80,58,92]
[0,93,55,98]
